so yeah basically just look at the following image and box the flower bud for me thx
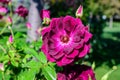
[6,16,12,25]
[0,63,4,71]
[9,35,13,44]
[40,9,50,25]
[76,5,83,18]
[15,5,28,18]
[0,6,7,15]
[26,22,32,29]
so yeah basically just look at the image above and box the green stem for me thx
[2,72,5,80]
[0,45,6,53]
[0,25,8,35]
[8,26,14,39]
[9,2,13,17]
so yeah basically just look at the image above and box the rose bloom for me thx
[15,5,28,18]
[41,16,92,66]
[57,65,96,80]
[0,6,7,15]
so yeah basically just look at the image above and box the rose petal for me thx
[63,16,76,32]
[66,50,79,58]
[75,39,84,49]
[41,44,55,62]
[84,31,92,42]
[63,44,74,54]
[52,51,64,60]
[57,56,74,66]
[57,73,66,80]
[78,44,89,58]
[41,27,51,36]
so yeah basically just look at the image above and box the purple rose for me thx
[57,65,96,80]
[41,16,92,66]
[0,6,7,15]
[15,5,28,18]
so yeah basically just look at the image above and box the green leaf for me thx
[0,71,2,80]
[11,59,19,67]
[14,32,23,38]
[22,54,32,64]
[101,69,116,80]
[24,48,40,61]
[18,60,42,80]
[0,55,9,62]
[39,52,47,63]
[9,50,15,58]
[4,74,11,80]
[42,66,56,80]
[18,68,36,80]
[22,60,42,69]
[92,61,95,70]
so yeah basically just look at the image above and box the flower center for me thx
[60,35,69,43]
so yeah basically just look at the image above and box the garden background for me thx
[0,0,120,80]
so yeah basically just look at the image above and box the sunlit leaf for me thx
[42,66,56,80]
[39,52,47,63]
[101,69,116,80]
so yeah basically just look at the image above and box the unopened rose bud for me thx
[9,35,13,44]
[0,0,11,4]
[15,5,28,18]
[76,5,83,18]
[6,16,12,25]
[26,22,32,29]
[40,9,50,25]
[0,63,4,71]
